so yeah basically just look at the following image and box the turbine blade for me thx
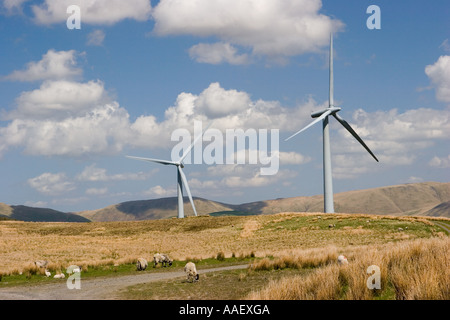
[332,113,379,162]
[285,110,332,141]
[177,166,198,216]
[178,121,214,163]
[126,156,177,166]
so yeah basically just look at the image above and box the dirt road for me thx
[0,264,247,300]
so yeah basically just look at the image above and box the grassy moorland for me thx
[0,212,448,299]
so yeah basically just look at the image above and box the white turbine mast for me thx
[127,122,212,218]
[286,34,379,213]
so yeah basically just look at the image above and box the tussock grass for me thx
[0,213,446,281]
[247,237,449,300]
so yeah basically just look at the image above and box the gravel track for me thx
[0,264,247,300]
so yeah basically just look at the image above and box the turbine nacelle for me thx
[311,107,341,119]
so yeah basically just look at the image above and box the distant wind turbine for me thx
[285,34,379,213]
[127,123,212,218]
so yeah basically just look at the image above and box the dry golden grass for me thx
[0,212,447,280]
[247,237,449,300]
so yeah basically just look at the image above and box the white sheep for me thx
[136,258,148,271]
[44,269,51,277]
[337,255,348,266]
[153,253,173,267]
[53,273,65,279]
[184,262,199,283]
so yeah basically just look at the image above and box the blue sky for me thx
[0,0,449,212]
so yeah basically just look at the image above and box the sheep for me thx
[53,273,65,279]
[337,255,349,266]
[153,253,173,267]
[72,266,81,273]
[329,224,336,229]
[34,260,48,269]
[44,269,51,277]
[184,262,199,283]
[136,258,148,271]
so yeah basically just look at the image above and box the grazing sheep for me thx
[153,253,173,267]
[184,262,199,283]
[54,273,65,279]
[337,255,348,266]
[34,260,48,269]
[329,224,336,229]
[72,266,81,273]
[68,265,81,273]
[136,258,148,271]
[398,227,404,231]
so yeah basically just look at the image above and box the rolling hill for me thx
[0,204,90,222]
[1,182,449,222]
[77,182,450,221]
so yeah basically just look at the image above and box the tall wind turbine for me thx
[285,34,379,213]
[127,124,211,218]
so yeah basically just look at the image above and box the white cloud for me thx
[27,172,75,196]
[3,49,82,82]
[76,164,157,181]
[32,0,151,25]
[188,42,249,65]
[406,176,424,183]
[8,79,109,120]
[439,39,450,53]
[279,151,311,165]
[330,107,450,179]
[425,55,450,103]
[429,155,450,168]
[144,185,176,197]
[2,0,29,13]
[87,29,105,46]
[195,82,251,118]
[152,0,344,62]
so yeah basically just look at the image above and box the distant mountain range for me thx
[1,182,449,222]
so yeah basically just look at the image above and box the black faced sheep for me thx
[184,262,199,282]
[136,258,148,271]
[153,253,173,267]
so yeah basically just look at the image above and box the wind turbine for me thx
[285,34,379,213]
[127,123,211,218]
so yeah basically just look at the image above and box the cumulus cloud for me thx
[27,172,75,195]
[429,155,450,168]
[32,0,151,25]
[195,82,252,118]
[144,185,176,197]
[188,42,249,65]
[3,49,82,82]
[8,79,109,120]
[152,0,344,63]
[425,55,450,103]
[330,107,450,179]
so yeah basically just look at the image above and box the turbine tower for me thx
[127,123,211,218]
[286,34,379,213]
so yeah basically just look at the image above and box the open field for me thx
[0,212,448,300]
